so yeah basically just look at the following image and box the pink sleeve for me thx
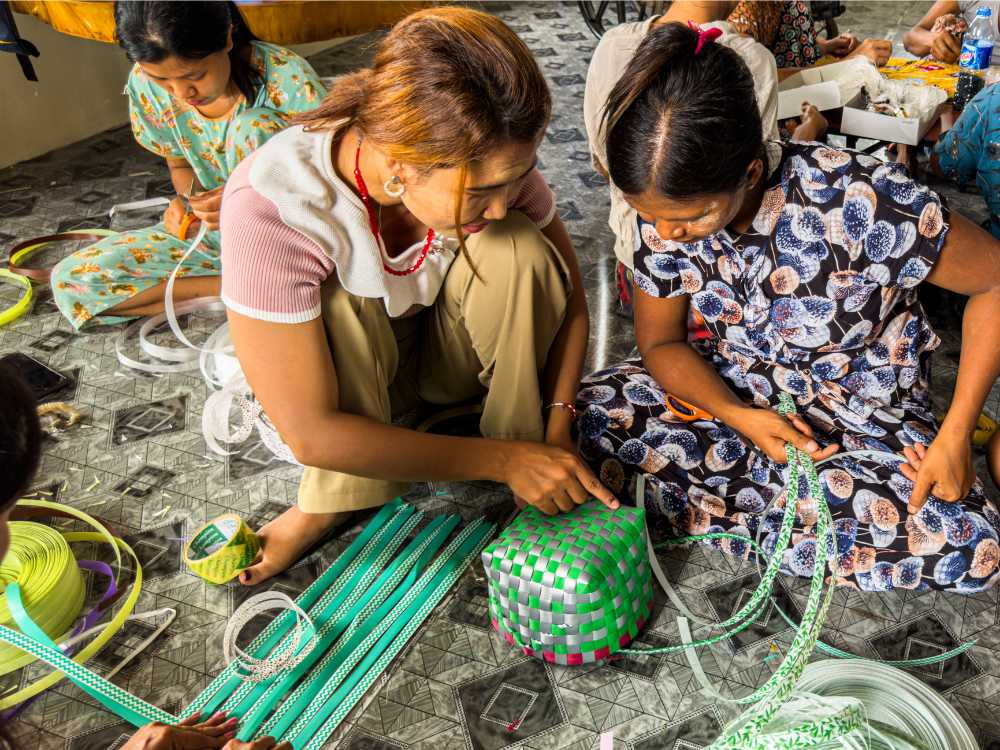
[510,168,557,228]
[220,161,334,324]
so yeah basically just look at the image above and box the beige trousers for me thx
[297,211,571,512]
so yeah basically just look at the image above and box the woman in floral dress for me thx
[578,22,1000,593]
[50,1,324,329]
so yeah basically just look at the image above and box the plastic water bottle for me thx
[956,7,996,111]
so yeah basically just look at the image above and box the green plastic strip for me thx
[216,504,420,718]
[0,590,176,728]
[183,499,409,718]
[292,519,495,750]
[235,513,456,739]
[267,518,491,743]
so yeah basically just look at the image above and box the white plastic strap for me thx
[223,591,317,683]
[637,474,716,626]
[108,197,171,220]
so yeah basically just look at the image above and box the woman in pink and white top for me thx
[220,7,618,584]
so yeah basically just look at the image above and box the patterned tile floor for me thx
[2,2,1000,748]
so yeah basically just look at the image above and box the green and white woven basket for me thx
[482,501,653,665]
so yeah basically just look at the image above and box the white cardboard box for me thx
[839,91,944,146]
[776,59,874,120]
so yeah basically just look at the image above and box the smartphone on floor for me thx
[0,352,71,399]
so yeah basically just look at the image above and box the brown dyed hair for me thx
[294,6,551,270]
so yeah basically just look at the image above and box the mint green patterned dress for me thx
[51,41,326,329]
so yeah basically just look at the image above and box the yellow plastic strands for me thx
[0,522,86,675]
[0,499,143,709]
[0,269,33,327]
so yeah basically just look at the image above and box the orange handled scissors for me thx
[664,394,714,422]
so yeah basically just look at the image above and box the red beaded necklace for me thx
[353,142,435,277]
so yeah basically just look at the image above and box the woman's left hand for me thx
[120,713,236,750]
[823,33,859,57]
[900,431,975,512]
[187,186,224,231]
[848,38,893,66]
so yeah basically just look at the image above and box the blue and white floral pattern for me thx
[578,142,1000,593]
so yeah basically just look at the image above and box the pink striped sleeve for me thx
[510,168,557,228]
[220,159,334,324]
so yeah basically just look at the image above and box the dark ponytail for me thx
[114,1,261,101]
[603,22,763,199]
[0,364,41,511]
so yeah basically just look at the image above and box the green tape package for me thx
[481,501,653,665]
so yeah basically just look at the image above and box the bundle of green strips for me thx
[484,394,977,749]
[0,499,494,749]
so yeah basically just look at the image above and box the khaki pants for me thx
[297,211,571,512]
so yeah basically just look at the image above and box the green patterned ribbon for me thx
[233,513,455,739]
[220,507,423,722]
[183,499,408,719]
[292,519,495,750]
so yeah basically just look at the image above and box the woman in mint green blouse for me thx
[51,0,325,330]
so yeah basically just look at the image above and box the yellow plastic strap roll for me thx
[184,514,261,585]
[0,522,85,675]
[0,500,143,709]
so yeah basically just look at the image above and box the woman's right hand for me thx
[501,442,619,515]
[163,196,198,238]
[725,406,839,464]
[931,24,963,63]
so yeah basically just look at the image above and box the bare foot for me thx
[240,506,352,586]
[790,103,828,142]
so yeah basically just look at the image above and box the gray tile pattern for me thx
[2,2,1000,748]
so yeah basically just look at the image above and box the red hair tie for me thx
[688,20,723,55]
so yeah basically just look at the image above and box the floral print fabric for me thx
[728,0,822,68]
[577,141,1000,593]
[126,41,325,190]
[51,42,326,329]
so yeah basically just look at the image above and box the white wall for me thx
[0,15,344,169]
[0,14,134,169]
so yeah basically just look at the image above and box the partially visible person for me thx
[49,0,325,330]
[220,7,616,586]
[0,365,291,748]
[729,0,891,69]
[583,0,778,312]
[577,21,1000,593]
[905,0,999,64]
[932,83,1000,239]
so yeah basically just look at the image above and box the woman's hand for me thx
[823,33,859,57]
[900,432,975,511]
[848,38,893,66]
[931,28,963,62]
[163,196,197,238]
[725,406,839,464]
[121,713,236,750]
[501,441,618,515]
[187,186,224,231]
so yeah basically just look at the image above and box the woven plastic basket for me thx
[482,501,654,665]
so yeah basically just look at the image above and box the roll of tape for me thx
[184,514,261,584]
